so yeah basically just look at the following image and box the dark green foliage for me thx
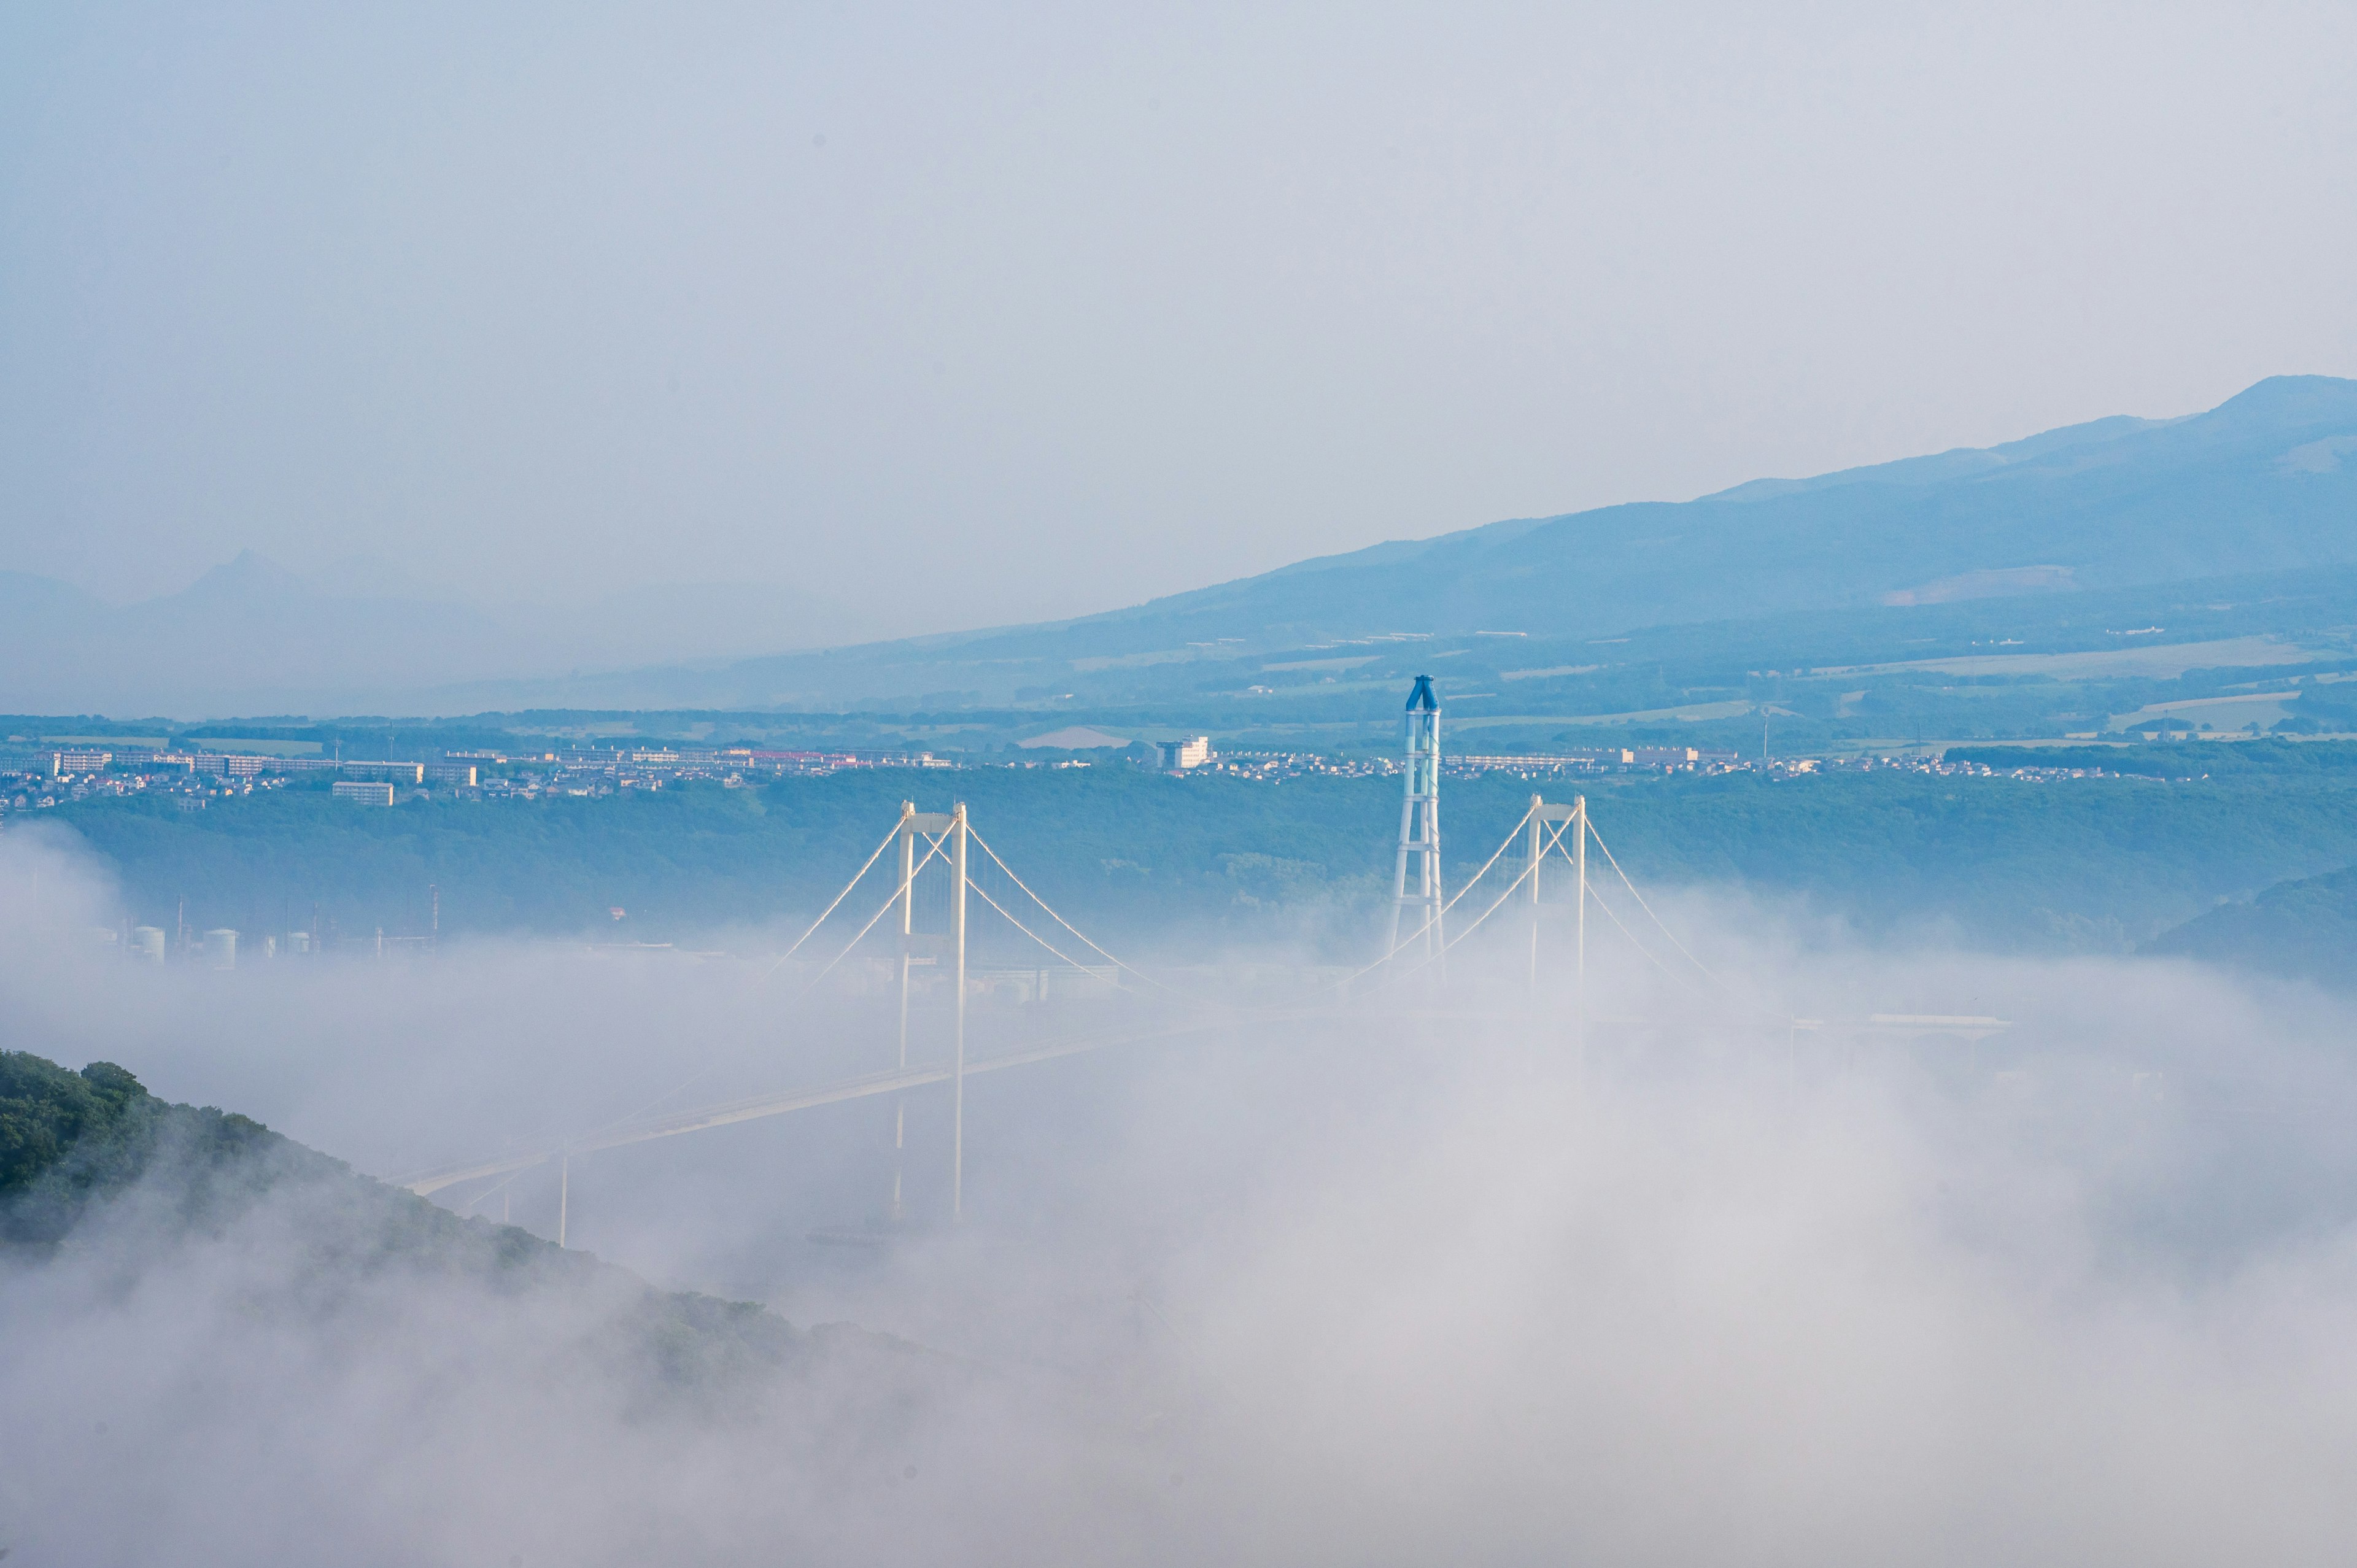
[2148,864,2357,986]
[0,1049,859,1394]
[1566,768,2357,948]
[52,757,2357,955]
[0,1054,146,1220]
[1,1049,400,1246]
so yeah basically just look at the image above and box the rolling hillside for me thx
[11,376,2352,720]
[449,375,2357,715]
[2148,862,2357,986]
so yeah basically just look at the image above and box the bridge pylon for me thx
[1388,675,1444,970]
[1525,794,1585,996]
[891,800,970,1221]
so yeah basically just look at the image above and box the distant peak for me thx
[212,547,296,579]
[2205,374,2357,422]
[180,550,306,601]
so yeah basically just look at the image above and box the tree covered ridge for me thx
[0,1049,916,1396]
[0,1051,188,1236]
[58,757,2357,956]
[2145,863,2357,987]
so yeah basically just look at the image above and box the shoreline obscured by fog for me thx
[10,819,2357,1561]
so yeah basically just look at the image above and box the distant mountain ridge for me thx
[7,375,2352,716]
[1095,375,2355,644]
[472,374,2357,713]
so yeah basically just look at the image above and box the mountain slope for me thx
[443,374,2357,714]
[0,1049,851,1386]
[12,376,2353,717]
[1085,374,2357,645]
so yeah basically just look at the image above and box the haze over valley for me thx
[7,3,2357,1563]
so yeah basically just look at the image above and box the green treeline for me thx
[0,1049,828,1385]
[42,756,2357,956]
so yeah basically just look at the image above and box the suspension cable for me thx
[1582,818,1716,979]
[1334,800,1544,991]
[964,825,1185,995]
[568,833,953,1146]
[787,832,948,999]
[1555,830,1794,1022]
[1434,805,1533,918]
[964,880,1131,993]
[755,819,906,979]
[1438,817,1570,959]
[1582,878,1694,987]
[1370,816,1570,991]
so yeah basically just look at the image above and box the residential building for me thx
[342,761,425,784]
[1156,736,1212,771]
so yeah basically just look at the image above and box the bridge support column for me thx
[1574,795,1586,990]
[951,801,969,1222]
[893,801,915,1223]
[1525,795,1543,995]
[1388,676,1444,977]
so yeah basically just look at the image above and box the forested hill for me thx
[0,1049,845,1387]
[2147,865,2357,987]
[48,751,2357,957]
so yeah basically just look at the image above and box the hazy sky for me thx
[4,2,2353,642]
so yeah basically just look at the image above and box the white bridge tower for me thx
[1388,674,1444,962]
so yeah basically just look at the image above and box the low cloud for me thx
[7,825,2357,1562]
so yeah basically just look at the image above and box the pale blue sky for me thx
[4,1,2353,643]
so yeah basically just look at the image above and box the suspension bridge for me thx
[396,680,2003,1238]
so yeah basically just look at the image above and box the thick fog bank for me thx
[9,825,2357,1563]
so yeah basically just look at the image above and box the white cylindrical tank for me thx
[204,929,238,970]
[131,926,166,963]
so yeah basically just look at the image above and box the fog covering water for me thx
[9,819,2357,1563]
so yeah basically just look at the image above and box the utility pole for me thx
[951,801,969,1221]
[892,800,915,1222]
[1387,676,1444,970]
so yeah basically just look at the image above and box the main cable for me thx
[1336,801,1546,991]
[964,880,1130,994]
[756,820,906,981]
[964,825,1186,997]
[1371,816,1570,991]
[568,832,951,1148]
[1582,819,1716,980]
